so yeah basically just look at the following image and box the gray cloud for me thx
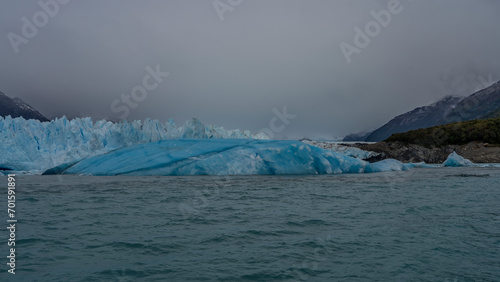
[1,0,499,139]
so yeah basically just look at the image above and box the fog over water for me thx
[1,0,499,139]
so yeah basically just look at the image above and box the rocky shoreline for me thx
[343,141,500,164]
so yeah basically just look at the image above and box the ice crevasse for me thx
[43,139,409,176]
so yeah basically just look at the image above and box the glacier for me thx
[302,140,379,160]
[6,115,492,176]
[43,139,409,176]
[0,116,267,172]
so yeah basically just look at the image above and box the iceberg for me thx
[442,152,475,167]
[43,139,409,176]
[0,116,267,172]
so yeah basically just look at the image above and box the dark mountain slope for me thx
[0,91,48,122]
[444,80,500,122]
[364,96,463,142]
[362,80,500,142]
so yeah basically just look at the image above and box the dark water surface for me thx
[1,167,499,281]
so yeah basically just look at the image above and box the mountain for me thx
[363,96,463,142]
[482,107,500,119]
[342,131,372,142]
[358,80,500,142]
[0,91,48,122]
[444,80,500,122]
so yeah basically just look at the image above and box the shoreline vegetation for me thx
[343,118,500,163]
[386,118,500,147]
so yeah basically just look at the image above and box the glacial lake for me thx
[1,167,499,281]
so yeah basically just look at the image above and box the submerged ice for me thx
[0,116,267,172]
[43,139,409,176]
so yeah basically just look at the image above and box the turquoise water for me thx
[1,167,499,281]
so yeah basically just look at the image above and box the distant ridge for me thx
[444,80,500,122]
[345,80,500,142]
[364,96,463,142]
[343,131,372,142]
[0,91,48,122]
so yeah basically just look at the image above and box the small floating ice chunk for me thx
[442,152,474,167]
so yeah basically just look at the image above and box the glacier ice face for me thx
[442,152,474,167]
[302,140,380,160]
[43,139,409,176]
[0,116,268,172]
[181,118,207,139]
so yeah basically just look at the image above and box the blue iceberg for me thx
[43,139,409,176]
[442,152,475,167]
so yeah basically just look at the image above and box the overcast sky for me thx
[1,0,499,139]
